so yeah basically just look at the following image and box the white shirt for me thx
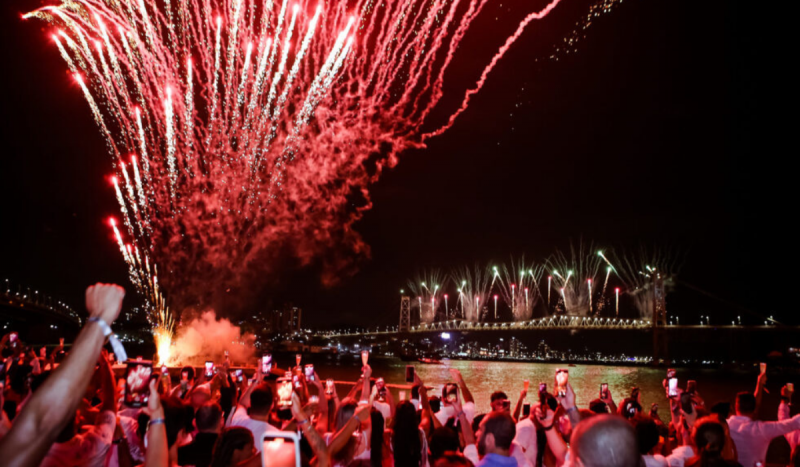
[728,413,800,467]
[41,410,115,467]
[373,400,392,421]
[105,415,145,467]
[778,401,800,451]
[513,417,538,467]
[664,445,694,467]
[435,401,476,426]
[230,406,281,446]
[643,454,669,467]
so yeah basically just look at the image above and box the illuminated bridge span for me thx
[1,278,81,326]
[325,316,653,337]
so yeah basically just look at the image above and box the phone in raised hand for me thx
[124,359,154,408]
[668,377,679,397]
[600,383,609,400]
[261,354,272,377]
[261,431,301,467]
[405,365,415,383]
[304,364,315,382]
[555,369,568,397]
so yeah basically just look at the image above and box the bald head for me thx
[570,415,640,467]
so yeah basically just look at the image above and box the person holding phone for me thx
[435,369,476,426]
[229,362,281,445]
[778,383,800,454]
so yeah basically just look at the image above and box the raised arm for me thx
[536,404,566,466]
[360,366,372,402]
[513,387,527,422]
[292,392,330,467]
[0,284,124,467]
[450,369,474,404]
[98,350,117,414]
[143,379,168,467]
[328,402,370,457]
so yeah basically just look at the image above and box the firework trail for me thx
[451,264,494,322]
[495,257,544,320]
[546,242,603,316]
[407,270,446,324]
[609,246,682,318]
[25,0,571,315]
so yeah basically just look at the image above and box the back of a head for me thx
[434,453,475,467]
[632,414,660,455]
[393,401,422,465]
[571,414,640,467]
[163,396,191,448]
[196,402,223,432]
[710,402,730,421]
[181,365,196,381]
[335,398,358,431]
[693,417,726,457]
[735,392,756,415]
[210,427,254,467]
[249,383,274,416]
[589,399,609,414]
[482,411,516,451]
[430,427,461,461]
[490,391,508,403]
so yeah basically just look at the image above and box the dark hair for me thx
[433,453,475,467]
[370,409,384,467]
[482,411,516,450]
[490,391,508,402]
[472,413,486,434]
[693,417,727,465]
[632,414,660,455]
[621,398,642,420]
[393,401,422,466]
[441,383,458,400]
[736,392,756,414]
[181,366,196,381]
[588,399,609,414]
[197,402,223,431]
[210,427,254,467]
[709,402,730,420]
[333,399,358,464]
[249,383,274,415]
[163,396,191,448]
[430,427,460,461]
[411,385,420,400]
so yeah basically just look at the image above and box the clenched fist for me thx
[85,283,125,326]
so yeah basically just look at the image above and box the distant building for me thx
[268,306,302,334]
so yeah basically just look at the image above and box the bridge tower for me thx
[399,295,411,332]
[652,276,669,364]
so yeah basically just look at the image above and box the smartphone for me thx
[522,402,531,417]
[760,362,767,374]
[445,383,458,403]
[600,383,609,400]
[161,364,168,375]
[686,380,697,394]
[235,369,243,382]
[261,354,272,376]
[261,431,301,467]
[304,364,315,382]
[668,377,678,397]
[9,332,18,343]
[556,369,568,397]
[405,365,415,383]
[205,361,214,378]
[501,399,511,411]
[325,378,335,395]
[292,374,302,389]
[667,368,676,379]
[124,360,154,407]
[376,378,386,402]
[277,378,293,408]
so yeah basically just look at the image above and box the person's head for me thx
[393,401,423,465]
[433,453,475,467]
[692,417,726,459]
[477,411,516,457]
[370,408,384,467]
[588,399,609,414]
[162,396,192,449]
[442,383,458,405]
[490,391,509,413]
[196,402,224,433]
[632,414,660,455]
[620,398,642,420]
[249,383,274,418]
[567,414,640,467]
[181,366,195,383]
[334,398,358,431]
[190,383,212,409]
[210,427,255,467]
[709,402,730,421]
[735,392,756,417]
[430,427,461,462]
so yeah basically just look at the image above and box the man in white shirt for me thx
[513,408,538,467]
[728,386,800,467]
[229,381,281,444]
[778,384,799,451]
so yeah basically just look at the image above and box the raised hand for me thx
[85,283,125,325]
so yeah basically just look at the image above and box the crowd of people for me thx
[1,283,800,467]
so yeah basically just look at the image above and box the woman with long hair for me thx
[686,418,743,467]
[210,427,260,467]
[326,398,372,466]
[390,400,428,467]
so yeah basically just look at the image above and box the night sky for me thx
[0,0,788,329]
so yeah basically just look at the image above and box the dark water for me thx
[278,354,794,418]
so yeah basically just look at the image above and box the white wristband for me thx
[88,317,112,337]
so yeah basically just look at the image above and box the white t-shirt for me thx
[41,410,115,467]
[643,454,669,467]
[514,417,538,467]
[463,441,531,467]
[373,400,392,421]
[229,406,281,446]
[435,402,476,426]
